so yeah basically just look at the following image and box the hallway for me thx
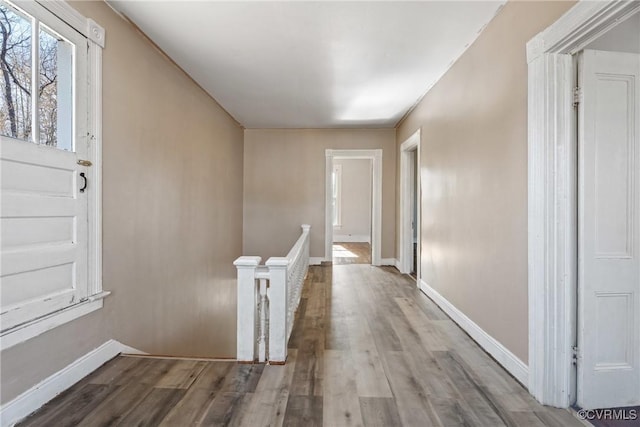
[18,265,584,426]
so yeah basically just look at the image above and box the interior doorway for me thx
[331,158,373,265]
[399,130,420,282]
[527,1,640,411]
[325,149,383,266]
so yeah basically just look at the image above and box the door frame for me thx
[325,149,382,265]
[527,0,640,408]
[399,130,421,281]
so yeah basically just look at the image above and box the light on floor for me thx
[332,244,359,258]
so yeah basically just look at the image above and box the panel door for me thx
[578,49,640,409]
[1,136,89,331]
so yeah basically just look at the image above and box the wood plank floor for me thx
[18,265,586,427]
[333,242,371,265]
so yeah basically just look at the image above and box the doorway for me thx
[325,149,382,266]
[331,158,373,265]
[527,1,640,410]
[400,130,420,282]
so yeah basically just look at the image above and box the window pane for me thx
[38,27,56,146]
[0,3,32,141]
[39,26,72,150]
[38,26,73,151]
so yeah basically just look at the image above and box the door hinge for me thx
[573,87,582,108]
[572,345,579,365]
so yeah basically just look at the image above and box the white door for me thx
[1,139,89,330]
[578,49,640,409]
[0,2,90,332]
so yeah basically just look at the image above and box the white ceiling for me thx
[108,1,505,129]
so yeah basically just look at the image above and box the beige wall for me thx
[397,0,575,362]
[1,0,244,404]
[333,159,372,240]
[243,129,395,261]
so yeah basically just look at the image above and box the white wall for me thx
[334,159,372,242]
[586,12,640,53]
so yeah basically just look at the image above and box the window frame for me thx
[0,0,105,351]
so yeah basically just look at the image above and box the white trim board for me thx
[399,130,421,282]
[526,0,640,408]
[0,294,109,351]
[0,340,144,427]
[34,0,105,46]
[309,257,325,266]
[333,235,371,243]
[419,280,528,386]
[381,258,399,267]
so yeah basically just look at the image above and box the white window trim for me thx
[332,164,342,228]
[0,0,105,351]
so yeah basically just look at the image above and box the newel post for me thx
[234,256,261,362]
[266,257,288,363]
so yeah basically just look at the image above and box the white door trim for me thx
[527,0,640,408]
[399,130,421,283]
[325,149,382,266]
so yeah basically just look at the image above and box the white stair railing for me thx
[234,224,311,364]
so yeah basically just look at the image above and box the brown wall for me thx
[243,129,396,261]
[397,0,575,363]
[1,0,244,404]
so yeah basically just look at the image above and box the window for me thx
[0,2,74,148]
[332,164,342,227]
[0,0,105,350]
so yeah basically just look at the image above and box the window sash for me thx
[2,0,86,151]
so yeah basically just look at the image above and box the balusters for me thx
[258,278,268,362]
[235,224,311,364]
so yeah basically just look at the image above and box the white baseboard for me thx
[419,279,528,386]
[380,258,399,267]
[333,234,371,243]
[0,339,144,426]
[309,257,325,265]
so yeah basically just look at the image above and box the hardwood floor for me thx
[333,242,371,265]
[18,265,585,427]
